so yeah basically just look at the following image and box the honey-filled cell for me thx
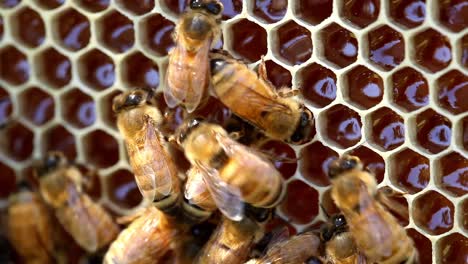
[367,25,405,71]
[251,0,287,23]
[412,28,452,73]
[263,60,292,89]
[106,169,142,209]
[368,107,405,151]
[228,19,267,62]
[319,23,358,68]
[280,180,319,225]
[97,10,135,53]
[219,0,242,20]
[0,45,30,86]
[437,0,468,32]
[273,20,312,66]
[1,0,21,8]
[344,65,383,109]
[436,70,468,115]
[34,47,72,89]
[391,67,429,112]
[415,109,452,154]
[341,0,380,28]
[53,8,91,51]
[298,63,337,108]
[0,161,17,199]
[347,145,385,183]
[11,7,46,48]
[463,116,468,151]
[83,130,120,168]
[20,86,55,126]
[35,0,64,9]
[121,52,159,89]
[75,0,110,12]
[0,86,13,126]
[435,152,467,197]
[389,0,426,28]
[0,121,34,162]
[437,233,468,264]
[61,89,96,128]
[42,125,78,161]
[140,13,175,57]
[406,228,432,264]
[323,104,362,148]
[294,0,332,25]
[300,141,338,186]
[115,0,154,15]
[461,34,468,69]
[412,190,454,235]
[389,148,429,194]
[77,49,115,91]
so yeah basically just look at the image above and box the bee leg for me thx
[277,88,299,98]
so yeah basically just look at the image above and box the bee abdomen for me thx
[153,192,182,217]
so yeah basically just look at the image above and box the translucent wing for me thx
[195,161,244,221]
[57,185,98,252]
[185,167,209,200]
[164,37,211,113]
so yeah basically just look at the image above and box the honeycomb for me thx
[0,0,467,263]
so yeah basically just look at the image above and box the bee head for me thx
[189,0,223,16]
[288,108,314,145]
[328,155,361,180]
[112,89,148,113]
[176,118,204,145]
[36,152,67,177]
[331,214,347,230]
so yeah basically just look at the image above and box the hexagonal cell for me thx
[412,190,454,235]
[0,45,30,85]
[435,152,467,197]
[347,145,385,183]
[263,60,292,89]
[43,125,77,161]
[412,28,452,73]
[279,180,319,225]
[1,0,21,8]
[300,141,338,186]
[35,0,64,9]
[116,0,154,15]
[106,169,143,209]
[229,19,267,62]
[257,140,297,180]
[389,148,429,194]
[78,49,115,91]
[83,130,119,168]
[34,47,71,89]
[340,0,380,28]
[0,121,34,161]
[437,233,468,264]
[140,13,175,57]
[0,161,17,199]
[0,86,13,126]
[367,25,405,71]
[20,87,55,126]
[298,63,337,108]
[61,88,96,128]
[273,20,312,66]
[389,0,426,28]
[463,116,468,151]
[437,0,468,32]
[11,7,46,47]
[251,0,287,23]
[437,70,468,115]
[75,0,110,12]
[368,107,405,151]
[53,8,91,51]
[391,67,429,112]
[122,52,159,89]
[319,23,358,68]
[461,34,468,69]
[344,65,383,109]
[323,104,362,148]
[294,0,332,25]
[96,10,134,53]
[415,109,452,154]
[406,229,432,264]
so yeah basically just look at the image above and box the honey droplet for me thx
[413,190,454,235]
[55,8,91,51]
[391,67,429,112]
[299,63,337,108]
[370,107,405,151]
[142,13,175,56]
[21,87,55,126]
[416,109,451,154]
[367,25,405,70]
[99,11,135,53]
[390,148,429,194]
[413,28,452,73]
[325,104,362,148]
[342,0,380,28]
[389,0,426,28]
[437,70,468,115]
[0,45,30,85]
[321,23,358,68]
[345,65,383,109]
[230,19,267,62]
[275,21,312,65]
[437,152,468,197]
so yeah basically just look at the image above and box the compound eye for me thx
[341,156,358,171]
[190,0,204,9]
[206,1,222,15]
[124,93,143,107]
[333,215,347,228]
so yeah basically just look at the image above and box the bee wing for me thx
[185,167,209,200]
[195,161,244,221]
[164,39,210,113]
[58,186,98,252]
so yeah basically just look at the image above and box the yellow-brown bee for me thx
[35,152,119,253]
[7,182,55,264]
[210,54,314,145]
[176,119,285,221]
[113,89,182,216]
[104,207,180,264]
[328,155,417,264]
[196,216,263,264]
[245,231,322,264]
[164,0,223,112]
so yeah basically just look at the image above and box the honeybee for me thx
[245,231,322,264]
[196,216,263,264]
[176,119,285,221]
[35,152,119,253]
[7,182,55,264]
[104,207,180,264]
[210,54,314,145]
[164,0,223,112]
[113,89,182,216]
[328,155,417,264]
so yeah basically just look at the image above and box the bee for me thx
[176,119,285,221]
[164,0,223,112]
[113,89,183,216]
[7,182,55,264]
[35,152,119,253]
[196,216,263,264]
[210,54,314,145]
[104,207,180,264]
[328,155,417,264]
[245,231,322,264]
